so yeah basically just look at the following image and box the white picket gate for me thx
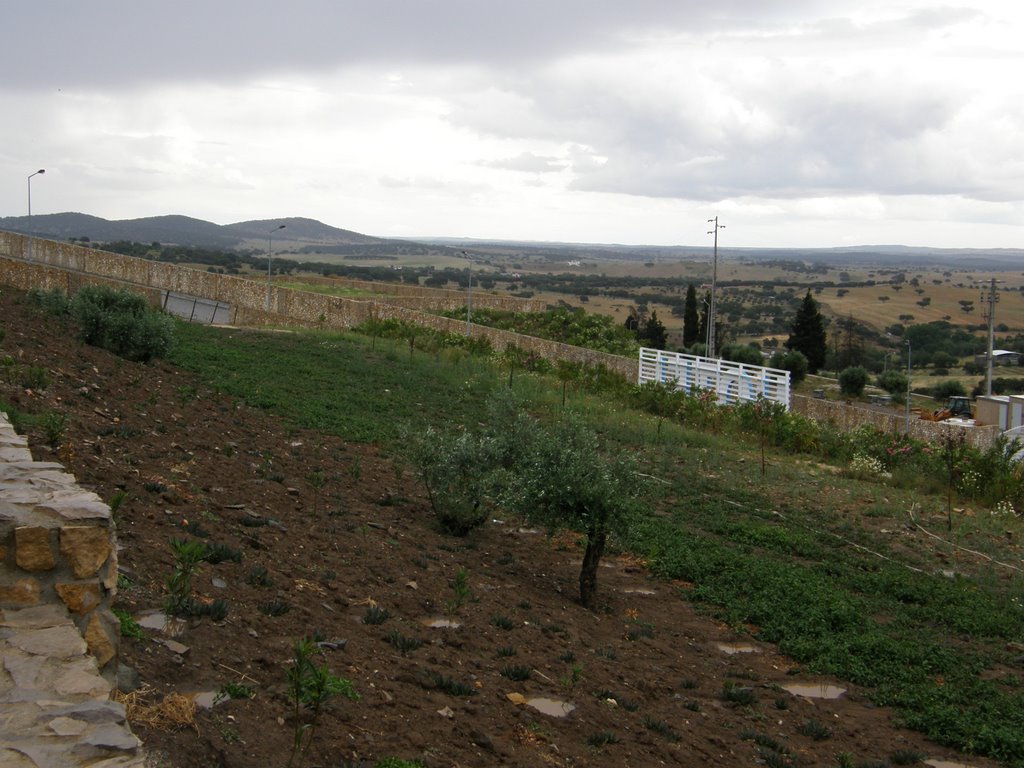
[637,348,791,409]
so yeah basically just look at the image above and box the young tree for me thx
[641,311,668,350]
[786,291,827,374]
[682,283,700,348]
[502,416,640,608]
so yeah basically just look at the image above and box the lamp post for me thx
[266,224,286,312]
[706,216,725,359]
[27,169,45,261]
[905,339,912,434]
[462,251,472,336]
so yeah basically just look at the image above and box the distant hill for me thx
[0,213,392,250]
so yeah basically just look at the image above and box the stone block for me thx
[59,526,111,578]
[55,582,101,614]
[84,610,118,668]
[0,578,40,606]
[14,527,56,571]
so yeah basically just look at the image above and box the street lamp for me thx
[462,251,472,336]
[905,338,912,433]
[266,224,286,312]
[27,169,45,261]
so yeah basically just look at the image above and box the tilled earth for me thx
[0,287,998,768]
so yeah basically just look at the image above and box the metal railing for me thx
[638,348,791,409]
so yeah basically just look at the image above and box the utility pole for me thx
[981,278,999,397]
[706,216,725,358]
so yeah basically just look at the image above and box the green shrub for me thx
[70,285,174,361]
[26,287,70,316]
[876,369,909,396]
[411,428,498,536]
[838,366,870,396]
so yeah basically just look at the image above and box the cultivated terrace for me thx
[1,284,1022,768]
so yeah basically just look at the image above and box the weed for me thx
[500,664,532,682]
[363,605,391,625]
[239,515,269,528]
[21,365,51,390]
[374,758,424,768]
[286,636,358,767]
[619,698,639,712]
[855,762,890,768]
[384,630,423,656]
[426,672,476,697]
[835,753,855,768]
[683,699,700,712]
[774,696,790,710]
[445,567,471,618]
[112,607,144,640]
[797,719,833,741]
[642,716,680,742]
[40,412,66,447]
[722,682,757,706]
[558,650,575,663]
[182,520,210,538]
[215,682,254,704]
[516,599,531,609]
[496,646,517,658]
[144,481,168,494]
[203,542,242,564]
[246,565,273,587]
[259,600,291,617]
[560,663,583,690]
[305,469,326,516]
[625,622,654,641]
[192,599,229,621]
[108,490,128,520]
[491,615,515,631]
[596,645,617,660]
[586,732,620,748]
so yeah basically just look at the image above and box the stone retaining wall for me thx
[792,394,999,449]
[0,412,144,766]
[0,231,639,382]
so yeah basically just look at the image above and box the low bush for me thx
[70,285,174,361]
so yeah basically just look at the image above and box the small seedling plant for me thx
[286,636,358,767]
[163,538,207,617]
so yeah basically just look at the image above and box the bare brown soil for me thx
[0,287,998,768]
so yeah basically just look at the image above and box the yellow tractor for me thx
[919,395,973,422]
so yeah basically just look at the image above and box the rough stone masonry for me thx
[1,412,145,767]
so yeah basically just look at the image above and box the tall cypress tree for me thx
[682,283,699,348]
[786,291,827,374]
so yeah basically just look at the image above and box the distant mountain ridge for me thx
[0,213,390,250]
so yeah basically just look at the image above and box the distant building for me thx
[974,350,1021,366]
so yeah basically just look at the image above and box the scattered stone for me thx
[161,639,191,656]
[437,706,454,718]
[506,692,527,706]
[117,664,141,694]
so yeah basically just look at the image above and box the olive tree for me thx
[498,415,641,608]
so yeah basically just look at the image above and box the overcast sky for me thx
[3,1,1022,248]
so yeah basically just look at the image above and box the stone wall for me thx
[792,394,999,449]
[0,412,144,766]
[0,231,639,382]
[0,413,120,667]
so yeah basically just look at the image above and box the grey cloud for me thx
[4,0,822,89]
[482,153,566,173]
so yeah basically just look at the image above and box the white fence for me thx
[638,348,791,409]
